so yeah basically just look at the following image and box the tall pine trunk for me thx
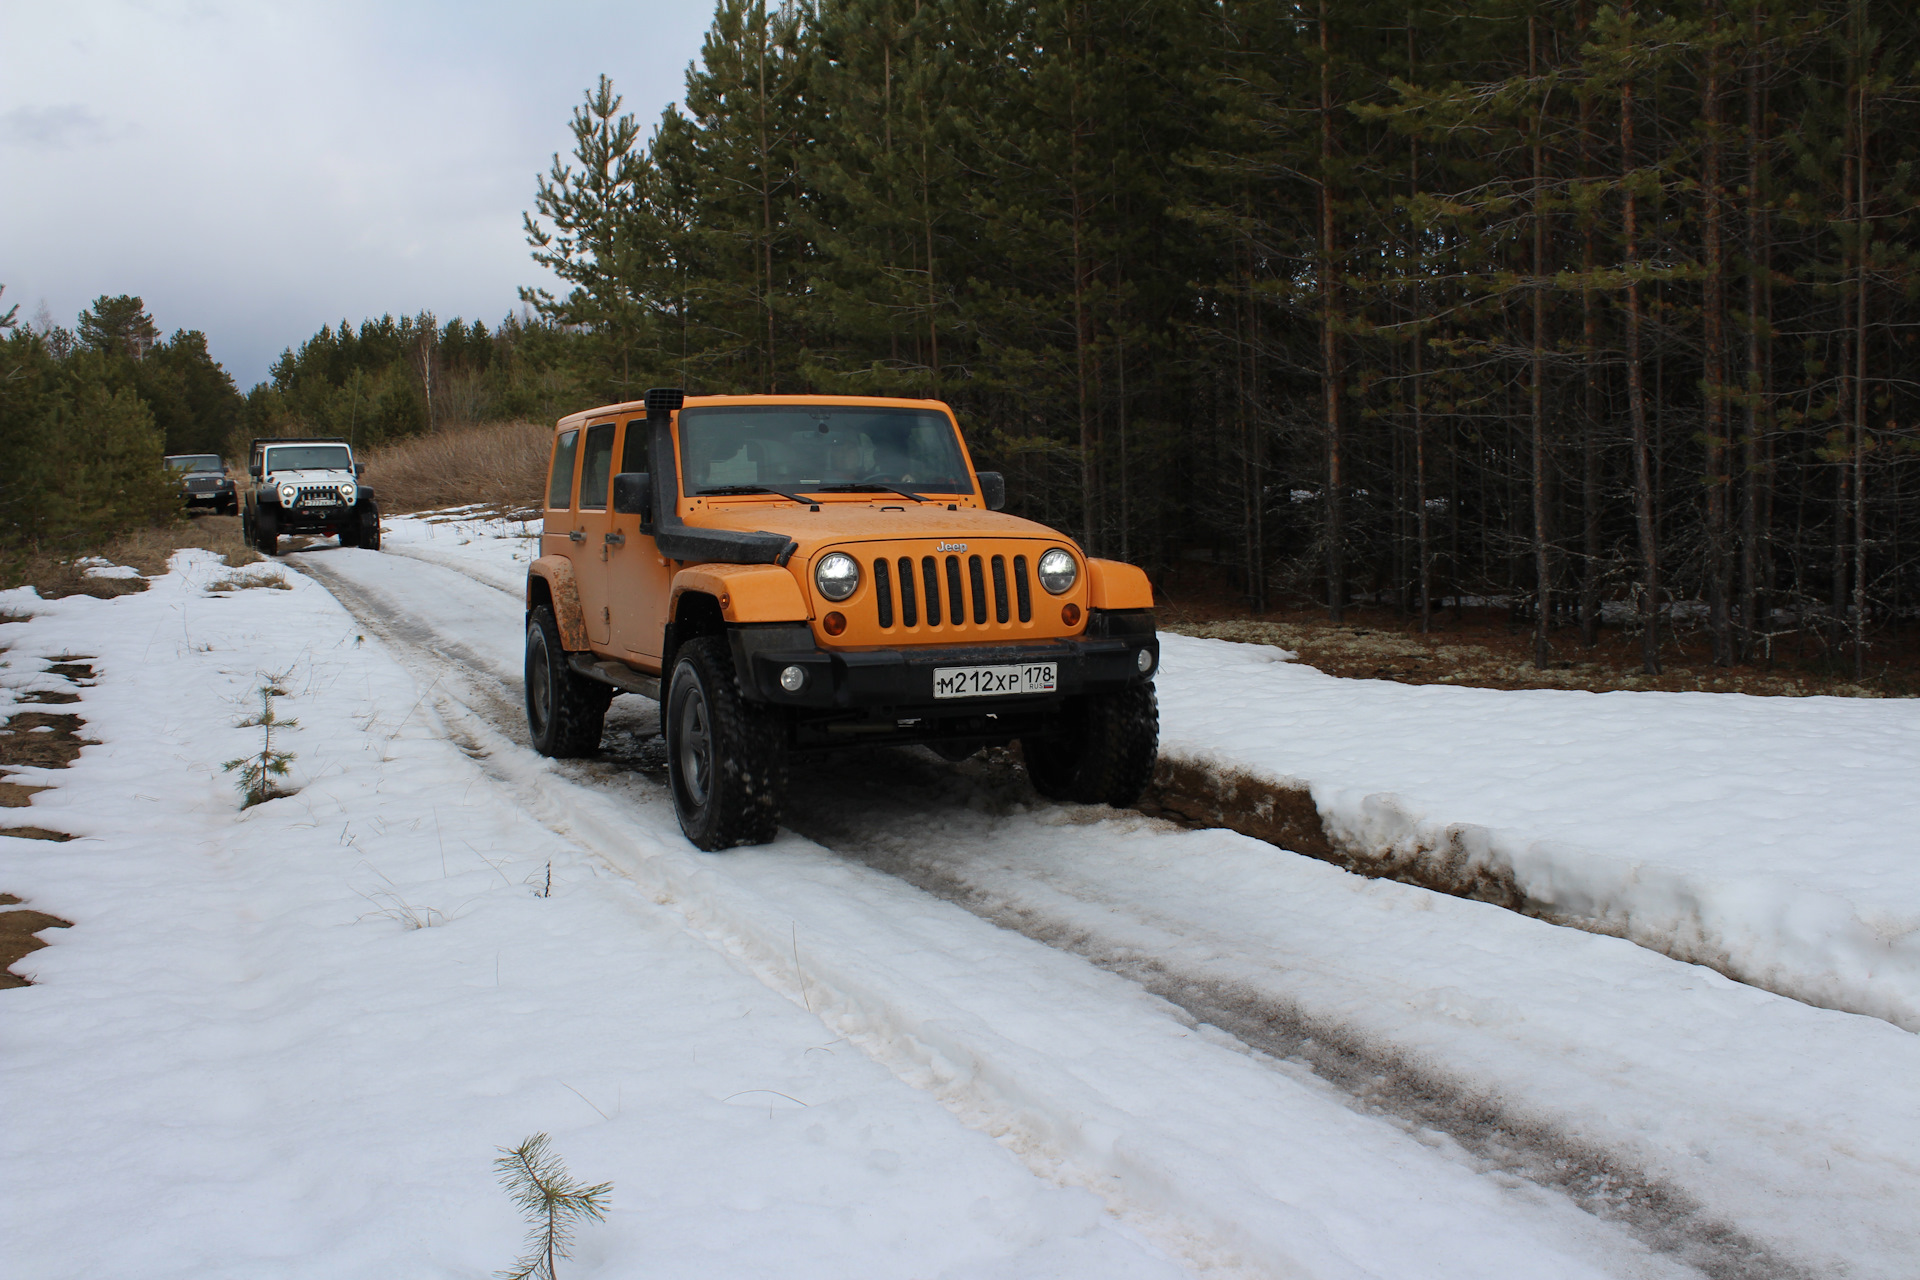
[1530,15,1552,668]
[1621,6,1661,675]
[1702,3,1732,664]
[1320,1,1345,621]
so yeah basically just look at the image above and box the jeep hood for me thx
[685,500,1071,557]
[264,468,355,484]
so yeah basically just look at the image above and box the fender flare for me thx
[529,555,590,651]
[1085,558,1155,611]
[669,563,809,624]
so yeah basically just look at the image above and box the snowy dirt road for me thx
[284,523,1920,1280]
[5,523,1915,1279]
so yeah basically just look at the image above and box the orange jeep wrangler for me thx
[525,388,1159,850]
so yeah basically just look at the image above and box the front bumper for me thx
[261,500,355,532]
[727,609,1158,712]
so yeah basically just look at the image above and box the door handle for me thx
[568,530,586,543]
[604,531,625,547]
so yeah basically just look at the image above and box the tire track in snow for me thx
[295,549,1816,1280]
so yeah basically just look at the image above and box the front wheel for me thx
[1023,681,1159,808]
[665,636,786,851]
[254,507,279,556]
[357,505,381,550]
[525,605,611,757]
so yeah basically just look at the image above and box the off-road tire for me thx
[337,519,360,549]
[665,635,786,851]
[357,505,381,551]
[254,507,279,556]
[1022,681,1159,808]
[525,605,612,758]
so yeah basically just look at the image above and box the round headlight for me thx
[278,485,297,505]
[339,481,356,501]
[814,552,860,602]
[1037,548,1078,595]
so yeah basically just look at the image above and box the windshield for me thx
[678,406,972,496]
[167,455,222,473]
[264,445,352,472]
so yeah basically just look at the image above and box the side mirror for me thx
[354,463,366,477]
[612,472,653,523]
[976,471,1006,511]
[249,465,261,479]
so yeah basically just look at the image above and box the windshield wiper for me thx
[808,482,929,503]
[696,484,819,505]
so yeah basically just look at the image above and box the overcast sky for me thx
[1,1,712,388]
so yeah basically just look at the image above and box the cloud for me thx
[0,104,118,149]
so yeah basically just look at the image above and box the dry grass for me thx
[2,515,261,601]
[206,571,291,592]
[360,419,550,514]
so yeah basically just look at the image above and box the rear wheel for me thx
[665,635,786,850]
[1023,682,1159,808]
[525,605,611,757]
[254,507,279,556]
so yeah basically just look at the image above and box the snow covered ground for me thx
[1155,634,1920,1031]
[3,515,1917,1279]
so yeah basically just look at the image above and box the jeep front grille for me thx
[294,486,344,506]
[862,552,1035,636]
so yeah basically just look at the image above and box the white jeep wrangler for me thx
[241,436,382,555]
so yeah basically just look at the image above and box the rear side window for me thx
[548,429,579,509]
[620,419,649,474]
[579,423,616,510]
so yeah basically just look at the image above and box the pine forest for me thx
[513,0,1920,676]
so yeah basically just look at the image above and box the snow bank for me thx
[0,550,1187,1279]
[1155,631,1920,1030]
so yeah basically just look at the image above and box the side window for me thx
[620,419,649,474]
[548,429,579,510]
[579,423,616,511]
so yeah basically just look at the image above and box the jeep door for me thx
[541,425,583,569]
[609,417,670,665]
[572,421,619,647]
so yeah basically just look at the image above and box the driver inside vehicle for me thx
[822,433,868,481]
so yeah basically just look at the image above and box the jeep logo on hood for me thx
[936,541,967,553]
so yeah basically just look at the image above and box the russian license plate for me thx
[932,662,1057,699]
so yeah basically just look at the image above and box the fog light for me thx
[779,664,806,692]
[1061,603,1081,626]
[1136,648,1153,673]
[822,611,847,636]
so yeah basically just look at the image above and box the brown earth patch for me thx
[1143,757,1538,916]
[15,689,80,705]
[45,661,95,684]
[1141,758,1335,859]
[1156,581,1918,698]
[0,899,73,989]
[0,827,73,841]
[0,782,51,808]
[0,712,96,770]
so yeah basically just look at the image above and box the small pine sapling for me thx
[493,1133,612,1280]
[223,680,297,807]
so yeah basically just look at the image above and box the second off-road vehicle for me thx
[525,388,1159,851]
[165,454,237,514]
[241,436,382,555]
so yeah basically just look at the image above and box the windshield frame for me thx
[675,403,977,501]
[262,445,354,473]
[166,455,224,473]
